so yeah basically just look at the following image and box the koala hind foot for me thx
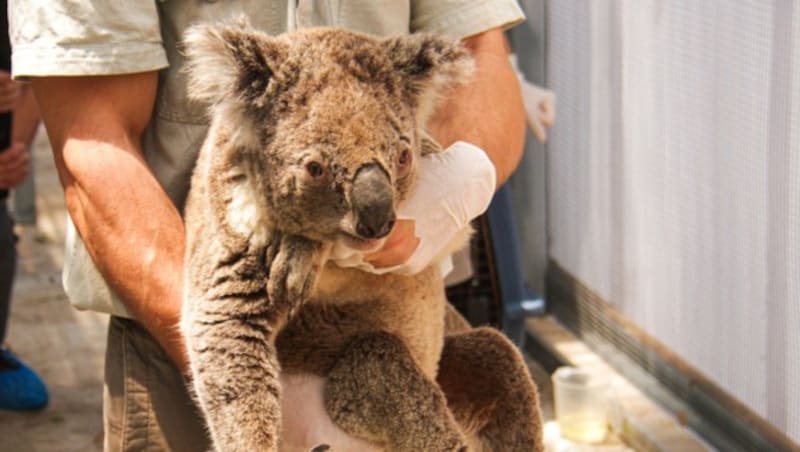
[324,331,467,452]
[438,327,545,452]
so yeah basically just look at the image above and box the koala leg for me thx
[324,331,468,452]
[437,327,545,452]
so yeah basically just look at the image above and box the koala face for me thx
[184,24,472,249]
[263,79,417,249]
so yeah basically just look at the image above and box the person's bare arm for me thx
[31,73,189,373]
[428,28,526,188]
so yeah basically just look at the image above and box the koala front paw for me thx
[266,234,324,314]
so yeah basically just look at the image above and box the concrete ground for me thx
[0,129,629,451]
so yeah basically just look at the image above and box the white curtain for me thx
[547,0,800,441]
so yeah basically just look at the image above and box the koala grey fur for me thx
[181,21,544,452]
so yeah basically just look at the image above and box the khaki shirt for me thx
[10,0,524,317]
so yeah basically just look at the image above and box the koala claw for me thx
[440,432,469,452]
[266,234,323,313]
[452,440,469,452]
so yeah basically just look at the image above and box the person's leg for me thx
[0,200,48,411]
[104,316,210,452]
[0,200,15,344]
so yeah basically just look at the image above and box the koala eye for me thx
[396,149,412,171]
[305,161,326,179]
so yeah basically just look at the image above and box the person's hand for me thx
[0,142,30,189]
[508,54,556,143]
[363,219,419,269]
[0,71,23,113]
[520,80,556,143]
[330,141,496,275]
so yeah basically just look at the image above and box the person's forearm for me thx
[427,29,526,188]
[12,85,41,148]
[61,139,189,372]
[31,74,189,374]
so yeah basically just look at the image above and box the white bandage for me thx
[330,141,496,276]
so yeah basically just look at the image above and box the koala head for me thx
[184,22,472,250]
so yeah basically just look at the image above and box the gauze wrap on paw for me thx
[329,141,496,276]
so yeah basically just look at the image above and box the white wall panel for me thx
[547,0,799,440]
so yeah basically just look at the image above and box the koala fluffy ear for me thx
[183,20,289,109]
[420,130,444,156]
[383,34,474,122]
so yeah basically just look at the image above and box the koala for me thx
[181,21,544,452]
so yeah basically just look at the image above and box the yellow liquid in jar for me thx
[558,413,608,443]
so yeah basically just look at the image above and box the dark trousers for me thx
[0,200,15,344]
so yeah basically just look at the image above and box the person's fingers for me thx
[0,165,28,189]
[4,153,29,172]
[0,176,27,189]
[0,149,29,188]
[529,116,547,143]
[365,236,420,269]
[9,153,30,174]
[364,220,417,266]
[0,82,19,93]
[0,147,16,165]
[382,219,414,248]
[9,142,27,156]
[0,144,29,180]
[540,94,557,126]
[364,220,420,268]
[0,143,27,162]
[521,82,556,142]
[0,95,19,112]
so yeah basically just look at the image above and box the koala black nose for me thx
[351,164,396,240]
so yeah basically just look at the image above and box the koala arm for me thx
[30,73,190,372]
[427,28,526,188]
[182,228,325,451]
